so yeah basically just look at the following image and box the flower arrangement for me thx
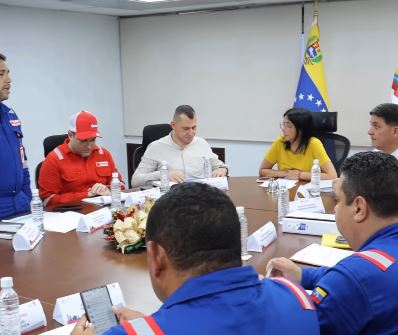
[104,197,155,254]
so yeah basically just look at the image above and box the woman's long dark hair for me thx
[283,108,314,153]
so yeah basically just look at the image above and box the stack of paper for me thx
[290,243,353,267]
[0,222,23,240]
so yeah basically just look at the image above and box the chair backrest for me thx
[131,124,172,179]
[36,134,69,188]
[35,162,43,189]
[142,124,172,149]
[316,133,350,174]
[43,134,68,157]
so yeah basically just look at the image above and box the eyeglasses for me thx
[280,122,294,129]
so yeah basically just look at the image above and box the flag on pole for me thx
[391,67,398,104]
[294,14,330,112]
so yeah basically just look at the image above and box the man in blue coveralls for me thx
[267,151,398,335]
[72,182,319,335]
[0,53,31,219]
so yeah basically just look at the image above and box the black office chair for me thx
[316,132,350,174]
[132,124,172,172]
[35,134,68,188]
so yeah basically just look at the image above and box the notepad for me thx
[290,243,353,267]
[321,234,351,249]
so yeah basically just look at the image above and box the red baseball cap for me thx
[68,111,101,140]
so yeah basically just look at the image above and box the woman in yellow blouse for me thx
[259,108,337,180]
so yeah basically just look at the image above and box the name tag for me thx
[125,188,161,207]
[247,221,277,253]
[96,161,109,167]
[76,207,112,233]
[289,197,325,214]
[9,119,21,127]
[20,299,47,333]
[12,222,43,251]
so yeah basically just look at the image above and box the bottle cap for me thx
[161,160,168,166]
[31,188,39,195]
[236,206,244,215]
[1,277,13,288]
[313,159,320,164]
[112,172,118,178]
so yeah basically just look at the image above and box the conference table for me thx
[0,177,335,334]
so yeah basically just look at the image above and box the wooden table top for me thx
[0,177,334,334]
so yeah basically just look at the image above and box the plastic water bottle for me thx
[111,172,122,211]
[203,157,212,179]
[236,206,249,258]
[278,180,290,223]
[30,189,44,233]
[160,161,170,194]
[0,277,20,335]
[310,159,321,197]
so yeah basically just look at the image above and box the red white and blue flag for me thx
[391,67,398,104]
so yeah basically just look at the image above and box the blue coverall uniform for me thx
[0,102,31,219]
[104,265,320,335]
[302,224,398,335]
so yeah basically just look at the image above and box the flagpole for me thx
[313,0,319,24]
[301,2,305,63]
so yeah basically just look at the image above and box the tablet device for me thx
[80,286,118,334]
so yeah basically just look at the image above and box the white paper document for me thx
[290,243,353,267]
[303,180,334,193]
[259,179,297,189]
[185,176,229,191]
[82,192,131,205]
[4,212,82,234]
[43,212,83,233]
[39,324,74,334]
[152,180,178,188]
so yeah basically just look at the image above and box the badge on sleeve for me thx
[311,286,328,304]
[10,119,21,127]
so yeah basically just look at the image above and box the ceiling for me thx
[0,0,355,17]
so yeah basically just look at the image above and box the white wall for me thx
[1,4,374,182]
[0,5,126,184]
[120,0,398,146]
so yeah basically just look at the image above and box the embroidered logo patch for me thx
[9,119,21,127]
[311,286,328,304]
[96,161,109,167]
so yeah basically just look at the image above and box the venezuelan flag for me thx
[391,67,398,104]
[294,15,330,112]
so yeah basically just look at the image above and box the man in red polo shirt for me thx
[39,111,124,206]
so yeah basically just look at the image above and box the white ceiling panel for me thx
[0,0,360,16]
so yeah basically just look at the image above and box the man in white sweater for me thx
[131,105,227,188]
[368,103,398,159]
